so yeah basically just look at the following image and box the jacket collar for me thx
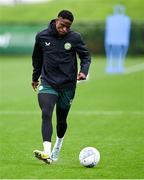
[47,19,59,36]
[47,19,71,37]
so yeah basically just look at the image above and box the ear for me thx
[55,18,59,25]
[55,18,58,22]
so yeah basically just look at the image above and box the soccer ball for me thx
[79,147,100,168]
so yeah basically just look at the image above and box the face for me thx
[55,17,72,35]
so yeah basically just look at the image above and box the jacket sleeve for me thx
[75,33,91,76]
[32,34,43,82]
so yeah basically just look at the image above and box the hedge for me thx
[73,21,144,55]
[0,21,144,55]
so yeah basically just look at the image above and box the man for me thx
[32,10,91,164]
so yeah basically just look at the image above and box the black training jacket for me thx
[32,20,91,90]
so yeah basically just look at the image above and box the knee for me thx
[42,108,51,121]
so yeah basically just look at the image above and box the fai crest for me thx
[64,42,71,50]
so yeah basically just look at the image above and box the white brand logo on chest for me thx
[45,42,51,46]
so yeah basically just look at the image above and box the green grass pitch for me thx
[0,56,144,179]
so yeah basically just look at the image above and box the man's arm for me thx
[32,34,43,91]
[75,33,91,80]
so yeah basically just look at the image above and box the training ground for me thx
[0,56,144,179]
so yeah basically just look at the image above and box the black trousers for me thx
[38,90,75,142]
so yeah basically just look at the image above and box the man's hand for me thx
[32,81,39,91]
[77,72,86,81]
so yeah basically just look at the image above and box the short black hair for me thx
[58,10,74,22]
